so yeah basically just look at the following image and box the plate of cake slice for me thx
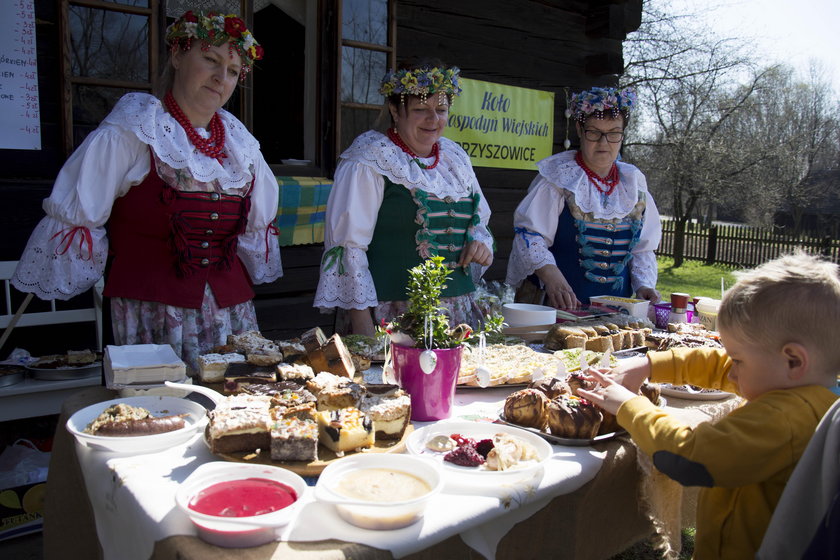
[204,374,414,476]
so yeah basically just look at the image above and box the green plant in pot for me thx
[381,257,501,420]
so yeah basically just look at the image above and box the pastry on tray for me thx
[358,385,411,441]
[547,395,603,439]
[276,362,315,383]
[206,395,273,454]
[458,343,564,386]
[503,388,550,430]
[197,352,246,383]
[269,416,319,462]
[528,376,570,400]
[316,407,374,455]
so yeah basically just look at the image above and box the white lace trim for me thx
[536,150,645,220]
[103,92,260,190]
[314,246,378,310]
[339,130,479,200]
[11,217,108,301]
[505,233,555,288]
[237,230,283,284]
[630,250,658,293]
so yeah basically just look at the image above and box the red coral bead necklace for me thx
[575,151,619,195]
[387,128,440,170]
[164,91,227,164]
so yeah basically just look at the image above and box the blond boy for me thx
[579,252,840,559]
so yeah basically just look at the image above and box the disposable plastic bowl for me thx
[175,462,307,548]
[502,303,557,327]
[314,453,443,530]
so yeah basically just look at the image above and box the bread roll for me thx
[547,396,603,439]
[528,376,570,400]
[503,389,550,430]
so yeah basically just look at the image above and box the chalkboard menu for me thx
[0,0,40,150]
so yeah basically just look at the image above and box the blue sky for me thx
[672,0,840,93]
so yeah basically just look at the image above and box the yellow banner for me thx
[445,78,554,170]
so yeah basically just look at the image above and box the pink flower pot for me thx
[391,344,463,421]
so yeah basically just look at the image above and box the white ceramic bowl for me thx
[66,396,208,454]
[406,420,553,481]
[502,303,557,327]
[314,453,443,530]
[175,462,307,548]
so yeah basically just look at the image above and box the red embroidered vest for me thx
[103,151,255,309]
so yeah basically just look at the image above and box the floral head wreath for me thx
[568,86,636,123]
[379,65,463,104]
[165,10,263,79]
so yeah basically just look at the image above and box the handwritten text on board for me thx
[0,0,41,150]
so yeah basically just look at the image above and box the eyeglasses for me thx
[583,129,624,143]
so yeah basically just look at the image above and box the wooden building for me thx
[0,0,641,352]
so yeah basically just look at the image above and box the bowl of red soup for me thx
[175,462,307,547]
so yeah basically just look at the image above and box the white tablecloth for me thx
[75,386,606,560]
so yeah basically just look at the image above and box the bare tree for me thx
[619,0,840,265]
[619,0,759,265]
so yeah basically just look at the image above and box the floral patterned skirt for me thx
[111,283,258,375]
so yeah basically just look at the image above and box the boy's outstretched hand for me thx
[577,368,640,416]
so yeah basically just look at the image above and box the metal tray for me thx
[26,362,102,381]
[0,365,26,388]
[497,411,624,447]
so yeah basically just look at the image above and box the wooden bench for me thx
[0,261,104,421]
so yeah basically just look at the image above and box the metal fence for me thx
[657,219,840,268]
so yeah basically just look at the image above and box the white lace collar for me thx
[103,92,260,190]
[340,130,479,199]
[536,150,646,220]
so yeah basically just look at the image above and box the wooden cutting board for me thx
[212,424,413,477]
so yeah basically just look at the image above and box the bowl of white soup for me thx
[314,453,443,530]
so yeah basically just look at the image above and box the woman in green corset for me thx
[314,61,493,336]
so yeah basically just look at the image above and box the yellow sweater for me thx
[616,347,838,559]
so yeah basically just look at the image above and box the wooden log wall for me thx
[260,0,642,339]
[0,0,642,346]
[396,0,642,283]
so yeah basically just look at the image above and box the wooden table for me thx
[43,386,741,560]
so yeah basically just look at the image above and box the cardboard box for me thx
[0,481,45,541]
[589,295,650,318]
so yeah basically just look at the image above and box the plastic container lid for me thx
[695,298,721,313]
[670,292,690,310]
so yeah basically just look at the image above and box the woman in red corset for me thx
[11,10,281,372]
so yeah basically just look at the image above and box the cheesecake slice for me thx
[316,407,374,455]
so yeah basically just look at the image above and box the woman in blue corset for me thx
[506,86,661,309]
[315,61,493,336]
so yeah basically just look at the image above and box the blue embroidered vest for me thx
[546,192,645,304]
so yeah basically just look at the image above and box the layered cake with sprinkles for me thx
[269,406,319,462]
[206,394,273,453]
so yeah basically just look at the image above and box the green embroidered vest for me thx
[367,177,480,301]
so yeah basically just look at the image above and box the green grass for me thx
[656,257,740,301]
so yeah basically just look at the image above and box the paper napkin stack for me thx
[104,344,190,397]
